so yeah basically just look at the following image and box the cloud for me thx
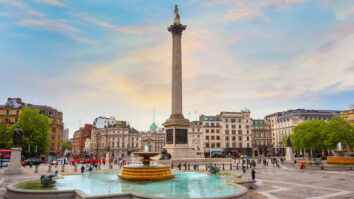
[0,0,45,17]
[77,13,147,34]
[32,0,66,7]
[18,18,78,33]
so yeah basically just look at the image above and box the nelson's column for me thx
[163,5,197,159]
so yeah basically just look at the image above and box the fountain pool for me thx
[16,170,242,198]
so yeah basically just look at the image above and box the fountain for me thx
[327,142,354,164]
[118,145,175,181]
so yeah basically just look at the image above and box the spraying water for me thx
[144,145,149,152]
[337,142,342,150]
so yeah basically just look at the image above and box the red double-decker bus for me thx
[0,150,11,159]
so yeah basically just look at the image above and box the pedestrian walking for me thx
[242,166,246,173]
[81,165,85,173]
[252,168,256,180]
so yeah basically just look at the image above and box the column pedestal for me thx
[285,147,295,163]
[4,148,23,175]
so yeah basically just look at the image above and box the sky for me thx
[0,0,353,137]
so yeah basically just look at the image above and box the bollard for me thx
[223,164,224,170]
[230,163,232,170]
[61,165,65,172]
[34,165,39,173]
[74,164,78,172]
[48,165,52,173]
[171,164,173,169]
[237,163,239,170]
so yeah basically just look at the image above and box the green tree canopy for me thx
[325,117,354,149]
[289,118,354,152]
[61,140,69,153]
[12,106,50,154]
[0,122,11,149]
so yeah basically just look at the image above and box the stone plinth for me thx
[4,147,23,175]
[285,147,295,163]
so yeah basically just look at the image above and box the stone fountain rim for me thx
[6,171,249,199]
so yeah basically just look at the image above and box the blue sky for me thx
[0,0,353,137]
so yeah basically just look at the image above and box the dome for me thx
[243,107,250,113]
[149,122,158,131]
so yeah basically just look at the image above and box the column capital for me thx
[168,24,186,35]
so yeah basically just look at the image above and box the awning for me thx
[210,151,222,153]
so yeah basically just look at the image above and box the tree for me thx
[12,106,50,155]
[291,120,327,153]
[325,117,354,149]
[61,140,69,154]
[0,122,11,149]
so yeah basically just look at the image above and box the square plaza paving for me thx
[0,164,353,199]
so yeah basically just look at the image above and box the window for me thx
[247,130,249,134]
[225,136,229,141]
[216,122,220,126]
[211,136,215,140]
[205,122,209,126]
[239,125,242,128]
[247,137,249,141]
[211,123,214,126]
[232,130,236,135]
[217,143,220,147]
[226,124,229,129]
[247,143,250,148]
[246,119,248,123]
[51,127,56,133]
[211,143,215,148]
[16,110,19,115]
[226,143,229,148]
[15,117,18,122]
[216,136,220,140]
[206,143,209,148]
[206,129,209,133]
[216,129,220,133]
[225,130,229,134]
[239,119,242,123]
[206,136,209,140]
[238,130,242,134]
[231,119,235,123]
[225,119,228,122]
[6,110,9,115]
[232,125,236,129]
[211,129,215,133]
[232,136,235,141]
[239,143,242,148]
[239,136,242,141]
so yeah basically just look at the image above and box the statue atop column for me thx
[173,4,180,25]
[13,125,23,148]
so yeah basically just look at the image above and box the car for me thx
[22,158,43,166]
[0,159,10,167]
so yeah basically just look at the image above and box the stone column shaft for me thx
[172,34,182,115]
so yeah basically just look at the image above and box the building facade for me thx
[340,105,354,125]
[265,109,340,155]
[0,98,63,155]
[188,121,203,157]
[200,109,252,157]
[90,118,140,158]
[63,128,69,141]
[71,124,92,156]
[251,120,272,157]
[140,123,165,153]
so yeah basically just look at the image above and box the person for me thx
[81,165,85,174]
[251,168,256,180]
[178,163,181,170]
[29,161,33,168]
[23,160,26,167]
[300,162,305,169]
[321,164,324,170]
[242,166,246,173]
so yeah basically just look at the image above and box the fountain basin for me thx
[118,164,175,181]
[327,157,354,164]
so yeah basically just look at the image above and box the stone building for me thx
[63,128,69,141]
[265,109,340,155]
[71,124,92,156]
[0,98,63,156]
[188,121,203,157]
[251,120,272,157]
[140,123,165,152]
[340,105,354,125]
[200,114,222,158]
[220,110,252,157]
[90,117,140,158]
